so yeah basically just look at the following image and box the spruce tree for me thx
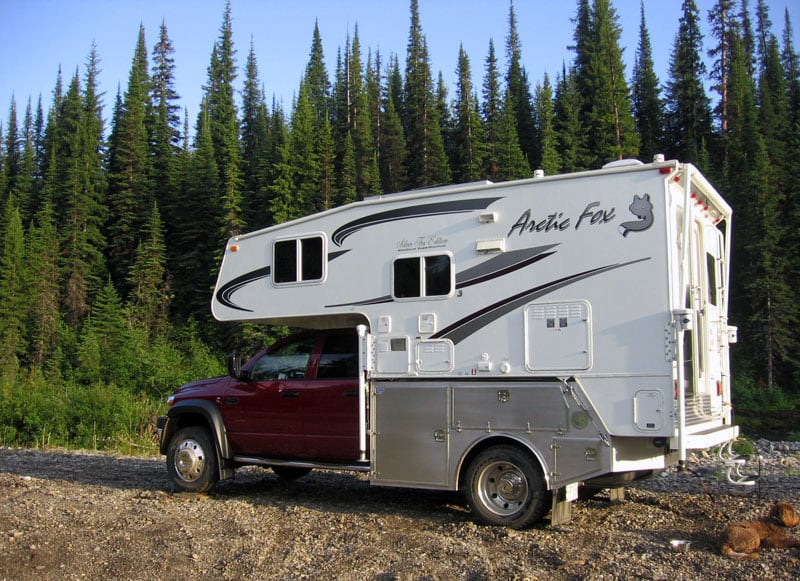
[150,20,181,241]
[631,1,663,161]
[205,0,243,241]
[402,0,450,187]
[663,0,713,167]
[26,203,60,367]
[726,32,795,390]
[583,0,639,164]
[708,0,737,135]
[534,75,560,175]
[106,25,152,293]
[127,203,170,340]
[0,200,27,370]
[505,1,537,170]
[240,40,272,229]
[59,68,107,328]
[554,66,586,172]
[451,45,486,183]
[482,39,502,180]
[379,64,408,194]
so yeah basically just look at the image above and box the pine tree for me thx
[26,203,60,367]
[554,66,586,172]
[349,28,379,198]
[170,103,220,324]
[583,0,639,165]
[59,67,107,328]
[482,39,502,180]
[106,25,152,293]
[726,31,795,390]
[534,74,560,175]
[3,99,21,203]
[127,203,170,340]
[0,200,27,370]
[150,20,181,241]
[402,0,450,187]
[205,0,243,241]
[663,0,713,167]
[631,1,663,161]
[708,0,737,135]
[379,63,407,194]
[505,1,537,170]
[451,45,486,183]
[240,40,272,230]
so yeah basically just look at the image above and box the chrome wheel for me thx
[166,426,219,492]
[476,460,529,517]
[174,438,208,483]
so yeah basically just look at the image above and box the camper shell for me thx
[161,157,739,528]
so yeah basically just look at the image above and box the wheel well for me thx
[456,436,549,491]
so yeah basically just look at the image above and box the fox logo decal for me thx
[619,194,653,237]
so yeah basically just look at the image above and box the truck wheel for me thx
[464,445,549,529]
[166,426,219,493]
[271,466,313,480]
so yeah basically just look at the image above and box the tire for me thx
[463,444,550,529]
[271,465,313,480]
[166,426,219,492]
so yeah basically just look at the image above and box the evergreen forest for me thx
[1,0,799,450]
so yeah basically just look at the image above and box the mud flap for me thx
[550,482,578,526]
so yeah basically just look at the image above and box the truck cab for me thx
[158,329,362,492]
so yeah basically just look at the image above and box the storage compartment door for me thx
[372,383,449,487]
[525,301,592,372]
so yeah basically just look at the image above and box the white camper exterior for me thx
[212,157,738,525]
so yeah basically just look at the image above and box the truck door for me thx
[303,331,361,461]
[222,334,316,458]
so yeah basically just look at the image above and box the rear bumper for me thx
[672,424,739,451]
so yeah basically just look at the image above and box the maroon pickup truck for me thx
[157,329,364,492]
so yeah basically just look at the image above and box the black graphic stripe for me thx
[215,250,353,312]
[434,258,651,344]
[215,266,271,312]
[331,198,502,246]
[456,245,558,289]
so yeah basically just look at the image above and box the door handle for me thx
[280,390,301,398]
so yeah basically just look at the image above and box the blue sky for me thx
[1,0,799,132]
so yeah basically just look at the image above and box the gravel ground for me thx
[1,440,799,580]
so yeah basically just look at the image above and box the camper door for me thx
[682,219,727,425]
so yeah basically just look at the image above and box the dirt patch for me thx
[1,447,800,580]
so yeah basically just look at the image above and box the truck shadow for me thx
[0,448,472,524]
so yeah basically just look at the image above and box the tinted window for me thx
[425,255,452,296]
[250,336,315,381]
[317,333,359,379]
[393,254,451,299]
[393,257,421,298]
[274,236,324,284]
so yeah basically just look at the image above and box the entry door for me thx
[684,221,725,418]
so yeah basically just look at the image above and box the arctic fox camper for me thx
[159,157,740,528]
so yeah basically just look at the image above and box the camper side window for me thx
[393,254,452,299]
[273,236,324,284]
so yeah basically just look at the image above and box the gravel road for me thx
[1,442,800,580]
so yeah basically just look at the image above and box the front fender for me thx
[162,398,232,461]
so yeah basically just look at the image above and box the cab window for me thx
[317,333,359,379]
[250,335,315,381]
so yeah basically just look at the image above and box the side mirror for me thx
[227,351,244,379]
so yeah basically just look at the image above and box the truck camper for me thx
[159,156,742,528]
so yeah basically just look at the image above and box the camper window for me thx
[393,254,452,299]
[273,235,325,284]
